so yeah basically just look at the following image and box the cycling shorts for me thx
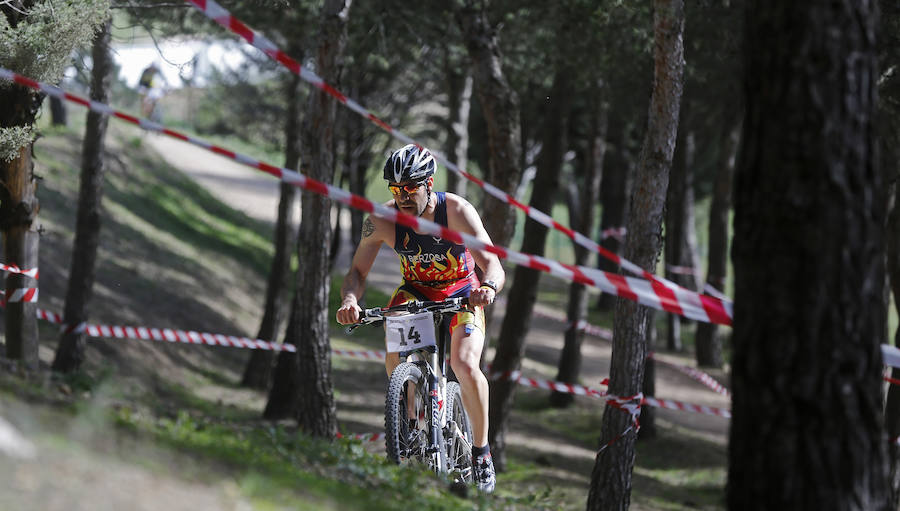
[387,282,485,338]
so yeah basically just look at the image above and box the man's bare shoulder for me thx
[444,193,484,233]
[360,201,396,243]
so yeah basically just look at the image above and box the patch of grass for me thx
[107,384,556,511]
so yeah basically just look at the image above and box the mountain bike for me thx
[347,296,475,484]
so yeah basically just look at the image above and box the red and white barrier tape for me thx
[332,348,386,361]
[489,369,607,398]
[883,345,900,370]
[641,395,731,419]
[523,302,732,397]
[702,283,729,300]
[597,392,643,453]
[666,264,701,277]
[0,263,38,279]
[23,303,295,352]
[647,352,731,398]
[3,288,38,304]
[0,67,733,327]
[183,0,729,308]
[600,226,626,242]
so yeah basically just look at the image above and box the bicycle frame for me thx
[348,298,472,476]
[399,312,452,461]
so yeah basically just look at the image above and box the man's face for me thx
[389,176,432,216]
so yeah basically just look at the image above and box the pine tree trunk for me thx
[729,2,889,508]
[880,2,900,505]
[695,118,740,368]
[52,18,112,373]
[0,76,43,370]
[664,124,700,352]
[551,92,607,408]
[241,72,301,389]
[443,49,472,197]
[49,96,66,126]
[488,68,571,471]
[596,122,633,311]
[587,1,683,508]
[455,0,522,248]
[263,0,350,437]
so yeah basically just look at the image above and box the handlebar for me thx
[345,297,470,334]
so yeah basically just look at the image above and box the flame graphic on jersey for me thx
[402,232,410,249]
[401,247,464,283]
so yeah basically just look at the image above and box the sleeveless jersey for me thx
[393,192,478,297]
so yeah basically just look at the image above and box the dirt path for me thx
[138,134,730,505]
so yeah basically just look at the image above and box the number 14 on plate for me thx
[385,312,437,352]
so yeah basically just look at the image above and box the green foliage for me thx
[0,0,109,83]
[0,125,32,161]
[191,59,294,154]
[0,0,109,159]
[110,396,491,510]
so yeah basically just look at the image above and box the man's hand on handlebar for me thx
[336,296,362,325]
[469,286,496,307]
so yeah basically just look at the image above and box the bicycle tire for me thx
[385,362,427,465]
[443,381,474,483]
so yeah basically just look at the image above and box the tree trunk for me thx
[695,118,740,368]
[880,1,900,506]
[587,1,683,509]
[728,2,889,509]
[0,75,43,370]
[664,122,700,352]
[241,72,302,390]
[443,47,473,197]
[49,96,66,126]
[596,121,633,311]
[263,0,350,438]
[551,91,608,408]
[488,68,571,471]
[52,18,112,373]
[342,86,373,256]
[640,310,657,439]
[455,0,522,248]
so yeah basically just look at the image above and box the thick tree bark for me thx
[0,77,42,369]
[241,73,302,390]
[695,118,740,368]
[587,1,683,509]
[264,0,350,437]
[454,0,522,248]
[52,18,112,372]
[881,1,900,506]
[488,69,571,471]
[728,2,889,509]
[443,48,473,197]
[551,93,608,408]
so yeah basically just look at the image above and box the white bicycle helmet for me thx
[383,144,436,183]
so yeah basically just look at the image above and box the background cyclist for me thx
[335,144,505,493]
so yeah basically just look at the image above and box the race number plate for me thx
[385,312,436,352]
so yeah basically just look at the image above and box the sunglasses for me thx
[388,181,426,195]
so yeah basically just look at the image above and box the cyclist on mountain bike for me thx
[336,144,505,493]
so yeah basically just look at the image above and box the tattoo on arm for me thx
[362,217,375,238]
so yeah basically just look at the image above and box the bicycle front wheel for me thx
[444,381,474,483]
[385,362,427,465]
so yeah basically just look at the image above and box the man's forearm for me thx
[341,269,366,303]
[480,262,506,292]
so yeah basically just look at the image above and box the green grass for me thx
[4,115,735,511]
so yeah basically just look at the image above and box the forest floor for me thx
[0,121,731,510]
